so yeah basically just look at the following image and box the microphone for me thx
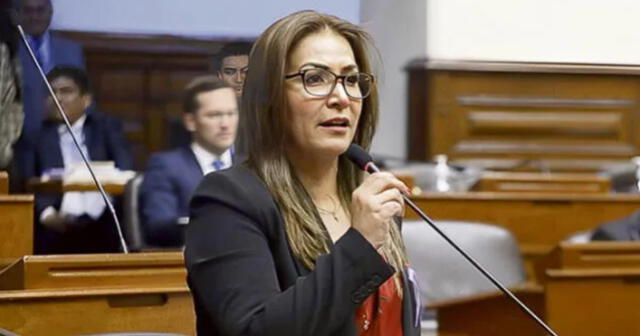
[16,25,129,254]
[344,144,558,336]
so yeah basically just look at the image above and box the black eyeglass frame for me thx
[284,68,375,99]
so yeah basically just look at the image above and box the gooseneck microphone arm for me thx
[345,144,558,336]
[17,25,129,254]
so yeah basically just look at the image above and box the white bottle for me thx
[632,156,640,192]
[434,154,451,192]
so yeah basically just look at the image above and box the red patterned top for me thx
[354,276,403,336]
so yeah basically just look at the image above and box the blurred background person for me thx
[29,66,132,254]
[13,0,85,189]
[139,76,239,248]
[0,1,23,173]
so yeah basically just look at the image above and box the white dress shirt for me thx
[190,142,233,175]
[40,115,107,222]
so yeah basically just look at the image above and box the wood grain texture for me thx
[474,171,611,193]
[0,171,7,194]
[0,252,186,290]
[407,59,640,171]
[430,242,640,336]
[544,243,640,336]
[433,285,545,336]
[406,192,640,282]
[27,178,125,195]
[0,252,194,335]
[0,287,194,336]
[0,195,33,261]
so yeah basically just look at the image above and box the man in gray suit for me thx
[13,0,85,188]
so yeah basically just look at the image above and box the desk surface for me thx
[433,242,640,336]
[407,191,640,282]
[28,178,125,195]
[474,171,611,194]
[0,252,194,335]
[0,171,7,194]
[0,286,194,336]
[408,191,640,246]
[0,252,186,290]
[0,195,33,261]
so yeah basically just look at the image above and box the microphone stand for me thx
[403,195,556,335]
[17,25,129,254]
[361,160,558,336]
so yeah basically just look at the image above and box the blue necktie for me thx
[31,37,45,69]
[212,159,224,171]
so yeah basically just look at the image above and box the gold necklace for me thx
[316,196,340,222]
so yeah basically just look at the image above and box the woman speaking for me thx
[185,10,420,336]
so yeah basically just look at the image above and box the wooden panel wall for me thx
[407,60,640,172]
[58,31,248,170]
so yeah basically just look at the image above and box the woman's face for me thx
[284,29,363,160]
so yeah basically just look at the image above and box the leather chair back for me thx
[122,174,145,251]
[402,220,526,305]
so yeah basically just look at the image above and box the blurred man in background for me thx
[13,0,85,190]
[139,76,239,247]
[30,66,132,254]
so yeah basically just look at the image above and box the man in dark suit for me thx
[591,211,640,241]
[13,0,85,188]
[30,66,133,254]
[139,76,239,247]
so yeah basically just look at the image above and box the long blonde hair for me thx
[242,10,408,283]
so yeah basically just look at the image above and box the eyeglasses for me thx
[285,68,374,99]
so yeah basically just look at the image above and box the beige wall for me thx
[427,0,640,64]
[361,0,428,159]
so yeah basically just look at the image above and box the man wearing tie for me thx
[139,76,239,247]
[30,66,133,254]
[13,0,85,189]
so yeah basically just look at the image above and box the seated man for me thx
[139,76,239,247]
[591,211,640,241]
[30,66,133,254]
[214,42,251,98]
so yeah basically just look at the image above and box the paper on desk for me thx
[60,191,107,220]
[62,161,136,185]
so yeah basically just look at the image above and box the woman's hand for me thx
[350,172,408,249]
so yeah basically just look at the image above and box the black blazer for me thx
[184,165,421,336]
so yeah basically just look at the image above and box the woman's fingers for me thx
[360,172,409,195]
[350,172,408,249]
[375,188,404,207]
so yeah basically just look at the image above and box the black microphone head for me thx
[344,144,373,171]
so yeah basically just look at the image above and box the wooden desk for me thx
[0,286,193,336]
[28,178,125,195]
[0,252,194,336]
[0,171,7,194]
[432,242,640,336]
[406,59,640,172]
[0,253,186,290]
[407,192,640,281]
[474,171,611,194]
[544,242,640,335]
[0,195,33,265]
[432,285,545,336]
